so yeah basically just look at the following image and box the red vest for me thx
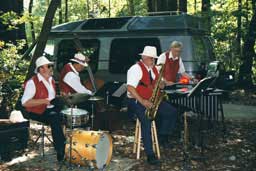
[136,61,159,100]
[25,75,56,115]
[163,52,180,82]
[59,64,76,94]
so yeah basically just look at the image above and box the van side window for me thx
[191,37,208,62]
[109,38,161,73]
[56,39,100,74]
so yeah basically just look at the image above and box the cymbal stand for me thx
[182,111,191,171]
[59,100,95,171]
[68,106,74,168]
[58,105,75,170]
[91,102,95,129]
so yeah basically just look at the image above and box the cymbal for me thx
[88,96,104,101]
[65,93,90,105]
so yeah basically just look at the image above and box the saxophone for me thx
[145,64,167,120]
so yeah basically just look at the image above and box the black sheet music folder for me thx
[187,77,216,97]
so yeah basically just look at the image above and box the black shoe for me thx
[147,154,160,165]
[57,151,64,162]
[158,135,169,148]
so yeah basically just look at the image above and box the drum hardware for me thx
[106,91,109,105]
[88,96,104,101]
[59,105,94,171]
[62,108,89,128]
[88,96,104,129]
[60,94,110,169]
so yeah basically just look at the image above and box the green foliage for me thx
[1,0,255,85]
[0,40,30,83]
[0,11,28,30]
[187,0,255,83]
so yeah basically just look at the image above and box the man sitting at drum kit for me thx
[127,46,177,165]
[21,56,66,162]
[59,52,94,96]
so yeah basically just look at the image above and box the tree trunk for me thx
[26,0,61,80]
[65,0,68,22]
[29,0,36,43]
[108,0,111,17]
[178,0,187,13]
[238,1,256,89]
[245,0,249,25]
[194,0,197,12]
[128,0,135,15]
[236,0,242,56]
[201,0,211,32]
[59,0,63,24]
[147,0,153,12]
[147,0,178,13]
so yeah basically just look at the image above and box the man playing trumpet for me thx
[127,46,177,165]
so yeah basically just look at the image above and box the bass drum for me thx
[65,130,113,169]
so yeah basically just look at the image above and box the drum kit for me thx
[60,93,112,170]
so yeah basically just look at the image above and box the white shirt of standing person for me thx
[63,63,93,95]
[126,60,156,98]
[157,51,185,74]
[21,73,55,108]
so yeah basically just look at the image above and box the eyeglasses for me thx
[47,65,53,68]
[40,65,53,69]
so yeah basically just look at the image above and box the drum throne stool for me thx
[20,109,54,157]
[31,120,53,157]
[133,118,160,159]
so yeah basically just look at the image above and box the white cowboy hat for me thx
[34,56,54,73]
[139,46,158,58]
[70,53,88,67]
[9,110,27,123]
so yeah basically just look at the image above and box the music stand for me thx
[187,77,216,97]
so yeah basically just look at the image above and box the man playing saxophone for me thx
[127,46,177,165]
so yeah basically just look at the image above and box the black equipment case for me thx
[0,120,29,161]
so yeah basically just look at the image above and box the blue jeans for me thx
[128,99,177,156]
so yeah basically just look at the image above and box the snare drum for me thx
[65,130,113,169]
[61,108,89,128]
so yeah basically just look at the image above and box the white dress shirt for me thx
[127,61,156,98]
[21,73,55,108]
[63,63,92,95]
[157,51,185,73]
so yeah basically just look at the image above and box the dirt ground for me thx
[0,116,255,171]
[0,89,256,171]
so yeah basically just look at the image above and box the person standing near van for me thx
[157,41,193,86]
[127,46,177,165]
[21,56,66,162]
[59,52,93,95]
